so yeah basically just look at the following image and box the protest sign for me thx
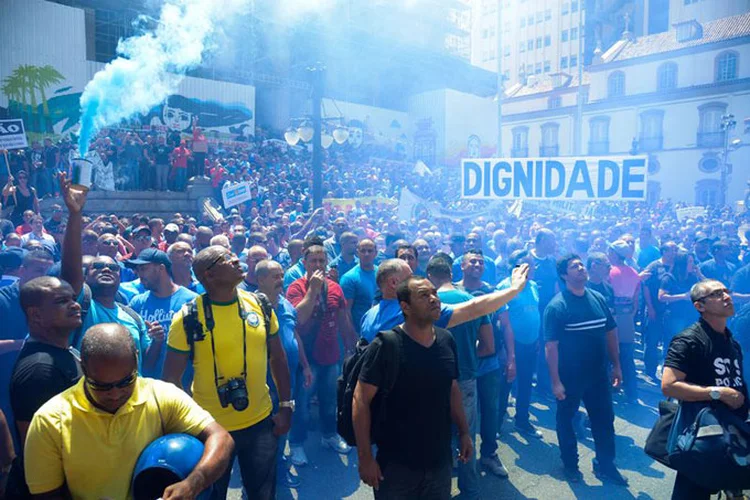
[0,119,28,150]
[221,181,253,208]
[461,156,648,201]
[676,206,707,222]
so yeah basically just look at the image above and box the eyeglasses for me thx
[91,262,120,272]
[99,240,118,246]
[206,252,232,271]
[86,370,137,392]
[135,235,151,241]
[696,288,731,302]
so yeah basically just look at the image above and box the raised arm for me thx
[59,173,88,295]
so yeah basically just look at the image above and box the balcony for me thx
[588,141,610,155]
[511,147,529,158]
[638,136,663,152]
[540,145,559,157]
[697,131,725,148]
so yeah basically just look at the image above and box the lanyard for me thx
[203,298,248,388]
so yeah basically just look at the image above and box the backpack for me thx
[182,291,274,360]
[336,327,403,447]
[71,284,144,348]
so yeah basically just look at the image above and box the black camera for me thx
[217,377,249,411]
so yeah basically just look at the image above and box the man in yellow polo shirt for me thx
[164,245,292,500]
[24,323,234,499]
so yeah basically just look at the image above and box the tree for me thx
[32,65,64,133]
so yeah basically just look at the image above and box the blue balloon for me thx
[132,433,212,500]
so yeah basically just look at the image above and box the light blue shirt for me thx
[497,278,540,344]
[360,298,453,342]
[340,265,377,334]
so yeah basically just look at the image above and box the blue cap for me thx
[0,247,26,271]
[126,248,171,271]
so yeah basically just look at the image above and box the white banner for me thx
[0,119,28,150]
[676,206,707,222]
[461,156,648,201]
[221,181,253,208]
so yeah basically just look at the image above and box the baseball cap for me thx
[0,247,27,270]
[126,248,172,271]
[133,225,152,236]
[164,223,179,233]
[609,240,630,259]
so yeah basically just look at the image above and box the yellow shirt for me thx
[24,377,214,499]
[168,290,279,431]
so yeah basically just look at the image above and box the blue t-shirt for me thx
[497,278,540,345]
[119,278,146,303]
[272,297,300,387]
[75,289,151,373]
[452,255,498,286]
[459,282,501,377]
[330,255,359,279]
[340,265,378,334]
[128,286,198,379]
[438,288,488,381]
[360,298,453,342]
[283,261,305,289]
[119,262,137,283]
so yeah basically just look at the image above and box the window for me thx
[528,40,534,50]
[562,2,569,14]
[571,0,578,12]
[548,96,562,109]
[535,62,542,74]
[697,102,728,147]
[698,153,721,173]
[520,17,526,28]
[570,55,578,67]
[541,122,560,156]
[589,116,610,154]
[544,60,551,72]
[528,15,534,25]
[639,109,665,151]
[545,9,552,20]
[519,41,525,53]
[512,127,529,157]
[695,179,721,206]
[536,11,543,23]
[562,30,569,42]
[715,51,738,82]
[536,37,542,49]
[579,88,589,104]
[657,62,678,90]
[561,56,568,68]
[571,27,578,40]
[607,71,626,98]
[544,35,551,47]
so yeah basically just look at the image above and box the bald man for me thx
[24,323,234,499]
[240,245,269,293]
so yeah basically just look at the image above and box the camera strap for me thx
[203,296,248,392]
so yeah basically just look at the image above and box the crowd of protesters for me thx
[0,125,749,498]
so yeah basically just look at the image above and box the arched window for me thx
[697,102,727,148]
[639,109,664,151]
[540,122,560,156]
[715,51,738,82]
[657,62,678,91]
[695,179,721,206]
[511,126,529,157]
[607,71,625,98]
[588,116,610,154]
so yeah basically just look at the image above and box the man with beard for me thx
[127,249,197,379]
[58,173,161,374]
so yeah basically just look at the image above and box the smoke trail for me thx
[78,0,248,156]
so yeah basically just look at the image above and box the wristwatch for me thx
[279,400,296,412]
[709,387,721,401]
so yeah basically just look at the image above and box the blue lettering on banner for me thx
[460,156,648,201]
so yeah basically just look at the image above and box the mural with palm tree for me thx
[2,64,64,133]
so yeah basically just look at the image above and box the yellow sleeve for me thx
[153,380,215,436]
[167,304,190,353]
[24,404,65,495]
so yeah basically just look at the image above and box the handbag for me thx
[644,399,679,467]
[667,402,750,491]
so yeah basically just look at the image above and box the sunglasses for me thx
[86,370,137,392]
[206,252,232,271]
[99,240,118,246]
[135,235,151,241]
[696,288,731,302]
[91,262,120,272]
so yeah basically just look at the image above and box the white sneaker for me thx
[290,445,308,466]
[321,434,352,454]
[480,454,509,478]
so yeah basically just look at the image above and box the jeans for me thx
[211,417,278,500]
[619,342,638,402]
[456,379,479,499]
[374,460,451,500]
[643,315,663,377]
[555,373,616,469]
[290,362,338,445]
[270,369,297,478]
[535,336,551,395]
[514,341,537,425]
[476,369,500,458]
[175,167,187,191]
[155,164,169,191]
[127,159,139,190]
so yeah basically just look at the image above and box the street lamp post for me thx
[309,63,325,210]
[720,113,736,207]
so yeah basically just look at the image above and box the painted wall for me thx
[0,0,255,139]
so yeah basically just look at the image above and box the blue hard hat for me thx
[132,433,212,500]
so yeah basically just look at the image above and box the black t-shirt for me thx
[587,281,614,312]
[544,289,616,381]
[699,259,736,286]
[358,327,458,469]
[659,273,700,321]
[665,319,747,417]
[533,253,558,310]
[10,340,82,424]
[643,259,670,315]
[152,144,171,165]
[43,146,58,169]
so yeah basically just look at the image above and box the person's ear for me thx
[693,301,704,313]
